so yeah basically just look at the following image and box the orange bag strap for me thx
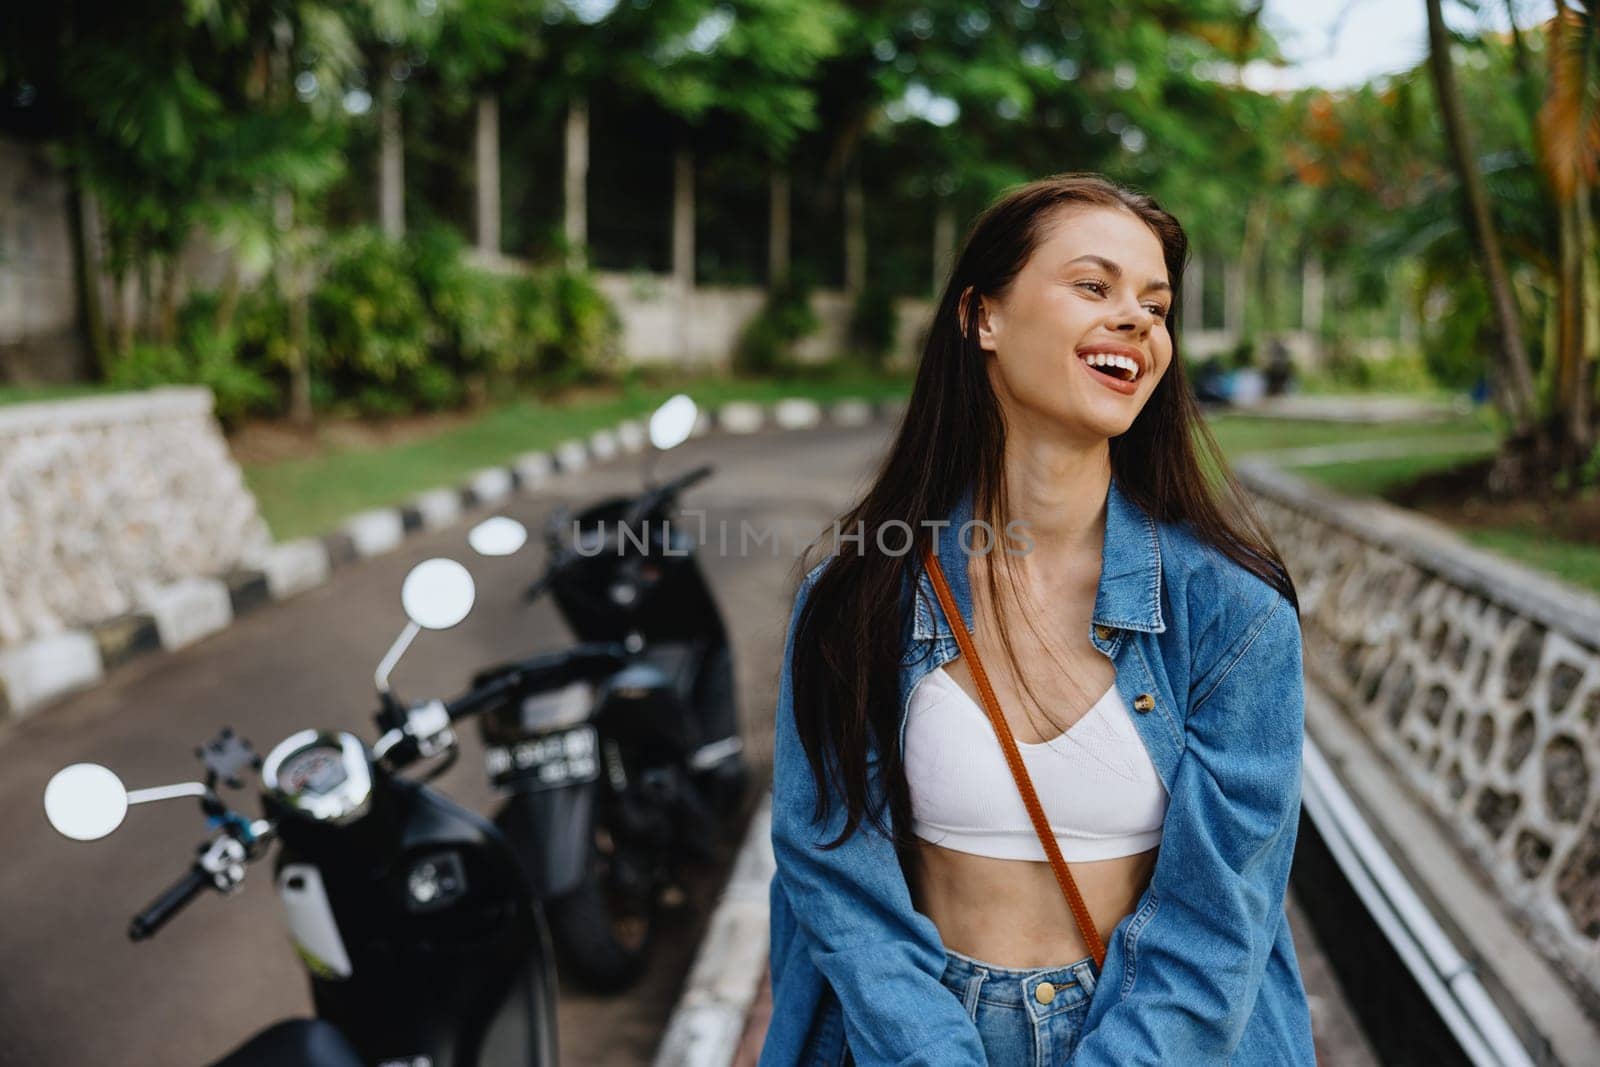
[921,544,1107,969]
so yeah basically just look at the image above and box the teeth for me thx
[1080,352,1140,382]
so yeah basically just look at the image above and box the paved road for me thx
[0,423,886,1066]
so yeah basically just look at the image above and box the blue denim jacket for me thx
[761,476,1316,1066]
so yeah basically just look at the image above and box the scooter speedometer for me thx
[262,731,374,824]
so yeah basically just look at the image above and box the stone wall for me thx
[1238,461,1600,1001]
[0,387,271,646]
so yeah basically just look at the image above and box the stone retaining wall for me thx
[0,387,271,646]
[1238,461,1600,1003]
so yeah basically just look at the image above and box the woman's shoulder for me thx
[1151,515,1287,634]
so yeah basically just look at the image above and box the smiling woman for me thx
[764,174,1315,1067]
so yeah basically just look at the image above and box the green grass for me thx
[1457,526,1600,595]
[244,373,911,540]
[0,382,122,405]
[1274,448,1498,497]
[1205,410,1496,456]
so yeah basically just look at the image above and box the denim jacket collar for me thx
[910,474,1166,643]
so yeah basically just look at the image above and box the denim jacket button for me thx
[1133,693,1155,712]
[1094,625,1114,641]
[1034,981,1056,1005]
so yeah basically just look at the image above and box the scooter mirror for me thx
[649,394,698,452]
[43,763,129,841]
[401,558,476,630]
[468,516,528,557]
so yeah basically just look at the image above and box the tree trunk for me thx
[276,191,313,426]
[1223,261,1245,341]
[379,74,405,239]
[1425,0,1539,434]
[287,278,312,426]
[1183,253,1205,337]
[475,94,501,256]
[137,258,155,342]
[1300,254,1323,338]
[932,199,955,297]
[215,260,242,334]
[1235,197,1268,342]
[673,147,694,361]
[65,170,110,378]
[844,163,866,297]
[109,267,131,355]
[1555,188,1586,454]
[768,165,791,288]
[156,256,181,344]
[564,95,589,269]
[1567,177,1595,460]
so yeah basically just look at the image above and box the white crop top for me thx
[904,666,1169,862]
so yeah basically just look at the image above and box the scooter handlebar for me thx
[128,865,211,942]
[450,643,629,722]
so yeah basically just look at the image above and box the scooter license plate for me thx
[485,725,600,789]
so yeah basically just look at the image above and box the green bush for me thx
[143,229,625,421]
[735,277,820,375]
[309,228,447,413]
[848,285,899,370]
[536,266,621,384]
[408,227,520,391]
[1310,343,1439,394]
[106,330,278,424]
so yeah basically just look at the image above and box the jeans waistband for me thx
[941,945,1099,1012]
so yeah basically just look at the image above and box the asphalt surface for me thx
[0,422,888,1067]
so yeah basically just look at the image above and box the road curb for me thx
[655,794,776,1067]
[0,396,897,723]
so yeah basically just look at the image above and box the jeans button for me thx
[1094,625,1114,641]
[1034,981,1056,1005]
[1133,693,1155,713]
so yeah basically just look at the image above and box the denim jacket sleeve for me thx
[769,566,987,1067]
[1068,592,1306,1066]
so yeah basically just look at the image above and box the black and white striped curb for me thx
[655,795,775,1067]
[0,397,905,723]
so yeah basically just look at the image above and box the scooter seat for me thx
[208,1018,364,1067]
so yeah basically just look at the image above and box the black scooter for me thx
[42,544,624,1066]
[473,395,748,992]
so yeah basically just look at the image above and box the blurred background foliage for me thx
[0,1,1596,487]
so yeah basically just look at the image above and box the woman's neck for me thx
[997,426,1111,563]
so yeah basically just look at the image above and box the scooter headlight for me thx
[405,850,466,913]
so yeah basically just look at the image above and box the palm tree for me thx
[1424,0,1541,446]
[1536,1,1600,471]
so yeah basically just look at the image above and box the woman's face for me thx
[971,205,1173,443]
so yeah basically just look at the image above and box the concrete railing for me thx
[1238,461,1600,1008]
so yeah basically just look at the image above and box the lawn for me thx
[243,373,911,540]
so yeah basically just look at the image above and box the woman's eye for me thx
[1145,304,1169,318]
[1075,280,1108,295]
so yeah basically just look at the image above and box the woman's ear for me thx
[958,287,1000,354]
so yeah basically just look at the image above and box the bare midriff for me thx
[915,550,1161,967]
[910,841,1158,968]
[911,637,1159,968]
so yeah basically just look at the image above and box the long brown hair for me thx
[788,173,1297,855]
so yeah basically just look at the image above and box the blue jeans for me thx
[824,947,1104,1066]
[933,946,1101,1066]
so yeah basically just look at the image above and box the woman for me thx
[761,174,1316,1066]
